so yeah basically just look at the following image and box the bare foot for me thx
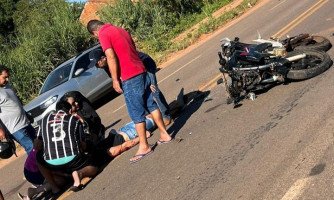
[146,131,152,138]
[158,133,172,143]
[71,171,81,187]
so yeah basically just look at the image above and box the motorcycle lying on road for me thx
[217,35,333,106]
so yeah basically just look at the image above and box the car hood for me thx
[24,88,68,112]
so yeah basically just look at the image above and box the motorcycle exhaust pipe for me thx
[261,75,285,83]
[261,75,279,83]
[286,53,306,62]
[234,63,278,71]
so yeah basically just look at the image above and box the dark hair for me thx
[56,100,72,113]
[61,91,83,109]
[87,20,105,34]
[0,64,9,74]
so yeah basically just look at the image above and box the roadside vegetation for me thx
[0,0,258,104]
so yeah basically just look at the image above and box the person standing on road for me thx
[87,20,172,163]
[0,65,36,154]
[92,50,172,126]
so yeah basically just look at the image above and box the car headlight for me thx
[40,95,58,109]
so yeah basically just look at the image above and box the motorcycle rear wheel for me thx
[293,35,332,52]
[286,50,333,80]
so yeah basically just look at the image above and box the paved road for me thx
[2,0,334,199]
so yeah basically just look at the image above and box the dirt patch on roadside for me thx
[173,0,245,43]
[160,0,268,69]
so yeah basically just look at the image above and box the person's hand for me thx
[0,128,5,141]
[97,56,107,68]
[150,85,157,93]
[113,80,123,93]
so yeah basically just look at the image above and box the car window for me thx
[73,52,91,74]
[40,63,73,94]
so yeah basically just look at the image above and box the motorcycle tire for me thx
[294,35,332,52]
[286,50,333,80]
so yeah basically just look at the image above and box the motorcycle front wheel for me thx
[286,50,333,80]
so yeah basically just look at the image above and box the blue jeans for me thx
[122,73,158,123]
[119,117,155,140]
[12,124,36,154]
[147,72,171,120]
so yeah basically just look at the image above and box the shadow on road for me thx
[168,89,211,138]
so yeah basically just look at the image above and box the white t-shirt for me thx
[0,84,29,134]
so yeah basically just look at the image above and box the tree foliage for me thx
[0,0,19,48]
[0,0,92,102]
[99,0,221,54]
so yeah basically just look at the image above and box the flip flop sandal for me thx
[130,150,153,164]
[157,139,172,145]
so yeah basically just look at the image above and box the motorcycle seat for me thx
[253,42,273,52]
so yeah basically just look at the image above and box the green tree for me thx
[0,0,19,48]
[0,0,92,102]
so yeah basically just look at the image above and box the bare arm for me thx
[105,48,123,93]
[0,127,5,140]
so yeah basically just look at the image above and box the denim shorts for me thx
[12,124,36,154]
[119,117,155,140]
[122,73,158,123]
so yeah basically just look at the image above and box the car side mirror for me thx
[74,68,85,76]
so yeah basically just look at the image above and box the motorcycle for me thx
[217,36,333,106]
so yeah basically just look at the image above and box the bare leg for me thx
[150,109,172,142]
[135,122,151,153]
[108,138,139,157]
[72,166,98,187]
[109,131,152,158]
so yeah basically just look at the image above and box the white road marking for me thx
[113,54,202,113]
[270,0,288,11]
[280,177,312,200]
[157,54,202,84]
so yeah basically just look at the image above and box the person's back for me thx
[39,110,83,163]
[98,23,146,81]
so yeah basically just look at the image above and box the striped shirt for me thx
[38,110,84,161]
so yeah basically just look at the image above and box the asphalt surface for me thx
[2,0,334,199]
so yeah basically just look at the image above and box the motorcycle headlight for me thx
[40,95,58,109]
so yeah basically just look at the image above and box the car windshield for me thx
[40,63,73,94]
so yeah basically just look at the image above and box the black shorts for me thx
[36,151,96,173]
[97,133,125,150]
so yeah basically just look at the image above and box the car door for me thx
[72,47,112,102]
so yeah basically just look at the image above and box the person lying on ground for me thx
[90,49,172,126]
[97,115,155,159]
[35,101,99,194]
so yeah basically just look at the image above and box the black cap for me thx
[88,48,104,68]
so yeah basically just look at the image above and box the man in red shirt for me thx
[87,20,172,163]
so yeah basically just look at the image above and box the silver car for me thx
[24,45,112,124]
